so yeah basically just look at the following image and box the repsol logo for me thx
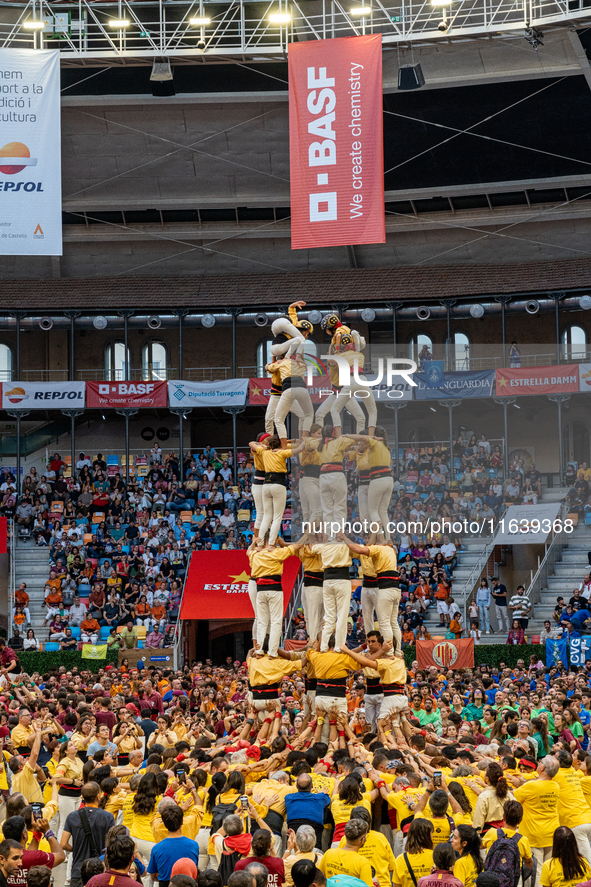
[33,391,83,400]
[1,182,43,192]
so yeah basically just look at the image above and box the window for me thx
[561,325,587,361]
[142,341,168,381]
[105,342,130,381]
[453,332,470,370]
[408,334,433,368]
[0,344,13,382]
[256,339,273,377]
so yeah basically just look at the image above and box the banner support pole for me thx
[116,409,139,489]
[63,410,84,484]
[548,394,570,483]
[494,397,516,478]
[7,411,30,495]
[223,408,245,483]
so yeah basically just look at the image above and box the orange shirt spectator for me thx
[15,588,29,607]
[13,612,26,627]
[151,604,166,622]
[81,617,100,634]
[449,618,463,639]
[45,590,63,608]
[402,628,415,645]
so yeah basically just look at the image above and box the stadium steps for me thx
[12,537,57,642]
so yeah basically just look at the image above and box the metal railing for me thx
[0,0,586,58]
[461,530,498,628]
[8,520,15,636]
[171,549,192,669]
[525,500,570,608]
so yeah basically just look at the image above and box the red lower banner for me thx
[495,366,579,397]
[180,550,301,620]
[249,376,332,404]
[288,35,385,250]
[87,381,168,408]
[416,638,474,670]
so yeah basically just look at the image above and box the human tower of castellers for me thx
[244,302,408,743]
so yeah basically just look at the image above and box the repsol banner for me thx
[2,381,85,408]
[288,35,385,249]
[0,49,62,256]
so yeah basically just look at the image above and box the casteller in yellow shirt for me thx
[338,829,395,887]
[540,857,591,887]
[319,849,373,887]
[513,779,560,848]
[393,849,434,887]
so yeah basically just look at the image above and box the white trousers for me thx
[319,472,347,533]
[315,391,366,429]
[321,578,351,652]
[258,483,287,544]
[364,693,383,732]
[331,377,377,430]
[256,588,283,657]
[361,585,379,633]
[252,482,264,530]
[197,827,211,872]
[300,476,322,529]
[248,578,259,640]
[358,484,370,535]
[302,583,324,643]
[573,823,591,864]
[274,387,314,439]
[271,318,306,357]
[368,476,394,534]
[266,394,304,435]
[376,586,402,655]
[379,693,409,725]
[495,604,508,632]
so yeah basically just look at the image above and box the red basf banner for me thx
[87,381,168,409]
[180,550,301,620]
[495,366,580,397]
[417,638,475,670]
[288,35,385,250]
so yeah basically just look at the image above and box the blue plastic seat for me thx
[45,642,60,651]
[70,627,81,639]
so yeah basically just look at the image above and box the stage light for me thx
[150,60,172,81]
[108,19,129,27]
[398,64,425,90]
[361,308,376,323]
[39,317,53,331]
[93,316,108,330]
[23,20,45,29]
[255,314,269,327]
[470,304,485,318]
[525,300,540,315]
[190,16,211,24]
[269,12,291,23]
[147,315,162,329]
[417,306,431,320]
[580,295,591,310]
[201,314,216,328]
[350,6,371,13]
[308,310,322,325]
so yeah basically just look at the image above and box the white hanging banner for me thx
[0,49,62,256]
[492,502,562,545]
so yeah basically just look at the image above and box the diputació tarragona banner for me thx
[288,35,385,250]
